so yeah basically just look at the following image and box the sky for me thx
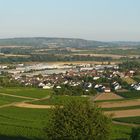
[0,0,140,41]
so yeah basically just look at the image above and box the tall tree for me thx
[45,100,112,140]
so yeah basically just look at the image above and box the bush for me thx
[130,127,140,140]
[45,100,112,140]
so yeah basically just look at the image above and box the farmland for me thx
[0,87,140,140]
[116,91,140,98]
[114,116,140,124]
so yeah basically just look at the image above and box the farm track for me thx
[0,93,51,109]
[14,102,55,109]
[94,93,123,101]
[105,109,140,118]
[0,92,140,127]
[0,92,38,100]
[112,121,140,127]
[97,99,140,108]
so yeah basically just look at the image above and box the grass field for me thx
[0,95,27,106]
[0,87,139,140]
[0,106,133,140]
[111,124,132,140]
[103,105,140,111]
[114,116,140,124]
[116,91,140,98]
[31,95,88,105]
[0,88,52,99]
[0,107,51,140]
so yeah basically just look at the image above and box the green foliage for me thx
[53,84,97,96]
[130,127,140,140]
[119,61,140,70]
[46,100,112,140]
[0,76,21,87]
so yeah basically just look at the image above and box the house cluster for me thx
[10,66,122,93]
[2,62,139,93]
[131,83,140,91]
[112,81,122,90]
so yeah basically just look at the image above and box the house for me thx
[104,88,111,93]
[56,86,61,89]
[93,76,100,80]
[112,81,121,90]
[131,83,140,91]
[43,85,52,89]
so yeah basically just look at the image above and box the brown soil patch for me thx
[72,53,123,59]
[98,99,140,108]
[95,93,123,101]
[105,109,140,118]
[14,102,55,109]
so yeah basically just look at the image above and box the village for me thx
[0,62,140,95]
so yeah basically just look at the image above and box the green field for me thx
[0,107,51,140]
[0,88,52,99]
[103,105,140,111]
[0,95,27,106]
[31,95,88,105]
[0,87,138,140]
[114,116,140,124]
[111,124,132,140]
[0,106,133,140]
[116,91,140,98]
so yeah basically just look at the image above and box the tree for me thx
[130,127,140,140]
[45,100,112,140]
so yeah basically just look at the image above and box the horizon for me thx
[0,0,140,41]
[0,36,140,42]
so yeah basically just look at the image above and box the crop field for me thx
[31,95,88,105]
[0,107,51,140]
[0,106,133,140]
[0,87,139,140]
[102,105,140,111]
[116,91,140,98]
[111,124,132,140]
[114,116,140,124]
[0,94,26,106]
[0,88,52,99]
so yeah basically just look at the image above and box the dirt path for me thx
[97,99,140,108]
[14,102,55,109]
[105,109,140,118]
[112,121,140,127]
[94,93,123,101]
[0,102,19,109]
[0,92,38,100]
[0,93,51,109]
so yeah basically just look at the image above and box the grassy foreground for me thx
[0,87,138,139]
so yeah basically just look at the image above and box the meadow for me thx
[114,116,140,124]
[0,87,139,140]
[0,88,52,99]
[116,91,140,98]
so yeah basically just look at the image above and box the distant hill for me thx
[0,37,139,48]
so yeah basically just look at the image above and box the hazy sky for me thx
[0,0,140,41]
